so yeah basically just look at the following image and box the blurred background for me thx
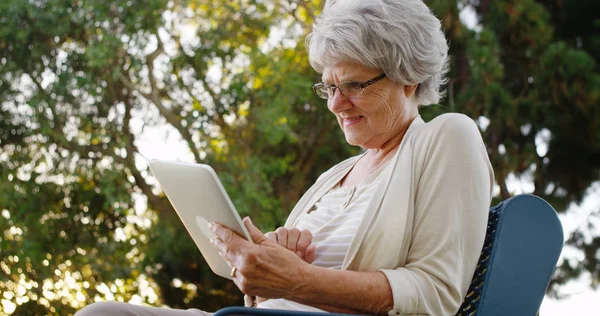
[0,0,599,315]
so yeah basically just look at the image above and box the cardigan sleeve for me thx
[379,114,494,315]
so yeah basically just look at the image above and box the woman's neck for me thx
[366,116,415,170]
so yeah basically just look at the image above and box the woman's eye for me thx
[343,82,362,90]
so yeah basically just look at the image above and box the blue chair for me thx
[215,194,564,316]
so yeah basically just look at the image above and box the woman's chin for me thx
[344,134,366,147]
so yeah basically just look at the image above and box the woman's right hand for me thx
[265,227,317,264]
[253,227,316,306]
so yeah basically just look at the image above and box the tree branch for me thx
[195,75,231,135]
[34,63,174,218]
[29,73,107,162]
[144,33,203,162]
[147,32,165,101]
[121,96,174,216]
[119,67,203,163]
[489,128,511,200]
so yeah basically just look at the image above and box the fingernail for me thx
[208,223,214,231]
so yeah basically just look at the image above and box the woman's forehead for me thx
[322,61,380,81]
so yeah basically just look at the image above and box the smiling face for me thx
[322,61,418,149]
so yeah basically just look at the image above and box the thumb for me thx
[243,217,267,244]
[305,243,317,264]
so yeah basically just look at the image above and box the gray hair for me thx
[306,0,449,105]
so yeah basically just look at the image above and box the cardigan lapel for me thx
[343,116,424,270]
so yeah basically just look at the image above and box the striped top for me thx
[257,158,392,311]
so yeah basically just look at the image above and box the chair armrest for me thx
[214,306,360,316]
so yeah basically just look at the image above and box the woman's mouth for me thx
[343,116,364,126]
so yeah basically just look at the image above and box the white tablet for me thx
[148,159,252,280]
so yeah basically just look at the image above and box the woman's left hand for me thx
[209,217,310,299]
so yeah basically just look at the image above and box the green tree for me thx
[0,0,598,315]
[430,0,600,293]
[0,0,351,314]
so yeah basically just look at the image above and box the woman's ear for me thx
[403,84,418,98]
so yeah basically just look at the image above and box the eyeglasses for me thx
[313,73,386,99]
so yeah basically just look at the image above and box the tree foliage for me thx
[0,0,598,314]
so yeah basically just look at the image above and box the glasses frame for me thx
[312,73,387,99]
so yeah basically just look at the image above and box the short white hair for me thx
[306,0,449,105]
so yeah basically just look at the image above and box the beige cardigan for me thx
[284,113,495,315]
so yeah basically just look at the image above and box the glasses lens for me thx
[314,85,330,99]
[339,82,363,98]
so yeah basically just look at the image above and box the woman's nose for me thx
[328,90,352,113]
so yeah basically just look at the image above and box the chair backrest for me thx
[456,194,564,316]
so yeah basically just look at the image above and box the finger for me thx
[287,228,301,253]
[232,271,254,296]
[211,235,236,264]
[210,222,237,245]
[243,217,268,244]
[304,243,317,264]
[244,295,255,308]
[231,272,244,293]
[275,227,288,248]
[209,223,245,263]
[265,231,277,242]
[296,229,312,254]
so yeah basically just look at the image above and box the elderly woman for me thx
[77,0,494,315]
